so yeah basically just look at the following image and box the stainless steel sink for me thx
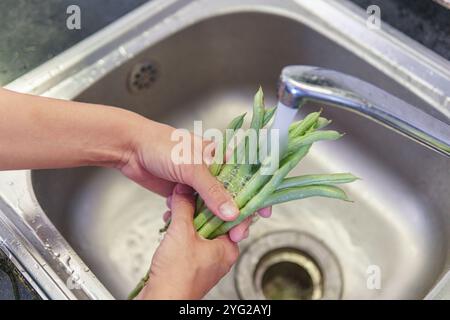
[1,0,449,300]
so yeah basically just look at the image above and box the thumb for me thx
[190,166,239,222]
[169,184,196,229]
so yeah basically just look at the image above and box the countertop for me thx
[0,249,40,300]
[351,0,450,60]
[0,0,149,85]
[0,0,449,86]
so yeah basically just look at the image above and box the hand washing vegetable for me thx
[128,87,357,299]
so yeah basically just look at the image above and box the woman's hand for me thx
[138,184,239,299]
[121,119,271,242]
[0,88,270,241]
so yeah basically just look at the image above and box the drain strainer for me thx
[128,61,159,93]
[235,231,343,300]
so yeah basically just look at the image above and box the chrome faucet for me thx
[278,65,450,157]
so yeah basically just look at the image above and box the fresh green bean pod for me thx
[262,107,276,127]
[209,113,246,176]
[210,185,350,238]
[198,144,312,238]
[315,117,332,129]
[286,130,342,155]
[277,173,358,189]
[195,195,205,212]
[239,87,265,173]
[193,207,213,230]
[194,169,248,231]
[202,113,247,219]
[128,270,150,299]
[260,185,350,208]
[289,111,321,137]
[250,86,265,133]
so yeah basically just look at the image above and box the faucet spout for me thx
[278,65,450,157]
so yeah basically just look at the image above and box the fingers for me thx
[257,206,272,218]
[228,216,252,243]
[227,208,271,242]
[138,177,175,197]
[190,166,239,222]
[121,157,176,197]
[169,184,195,229]
[213,235,239,266]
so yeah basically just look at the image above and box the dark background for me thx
[0,0,149,85]
[352,0,450,59]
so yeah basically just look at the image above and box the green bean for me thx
[286,130,342,155]
[210,185,350,238]
[198,144,312,238]
[261,185,350,207]
[128,270,150,300]
[195,195,205,212]
[277,173,358,190]
[262,107,276,127]
[315,117,332,129]
[250,86,265,133]
[193,207,213,230]
[199,129,344,237]
[209,113,246,176]
[289,111,321,137]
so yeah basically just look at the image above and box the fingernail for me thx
[219,201,239,220]
[175,184,192,195]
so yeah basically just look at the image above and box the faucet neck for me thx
[278,65,450,157]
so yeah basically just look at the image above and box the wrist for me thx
[140,281,194,300]
[93,106,148,169]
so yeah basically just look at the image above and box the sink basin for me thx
[2,0,449,299]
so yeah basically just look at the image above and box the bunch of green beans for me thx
[128,87,356,299]
[193,87,356,238]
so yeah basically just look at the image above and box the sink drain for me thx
[258,249,323,300]
[235,231,343,300]
[128,61,159,93]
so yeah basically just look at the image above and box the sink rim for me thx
[1,0,449,299]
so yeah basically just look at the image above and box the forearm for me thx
[0,88,147,170]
